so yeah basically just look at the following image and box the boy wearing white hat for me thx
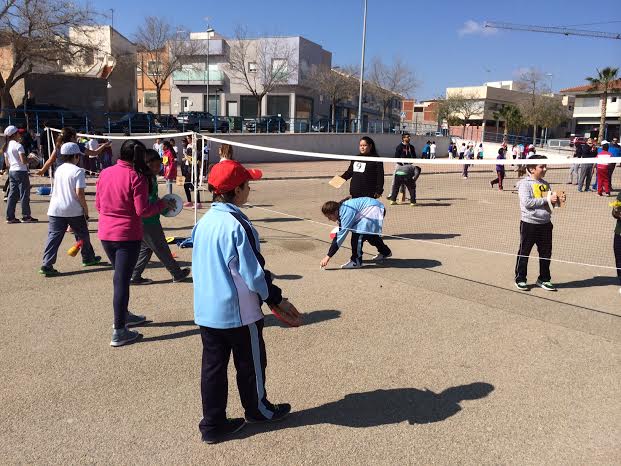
[3,125,37,223]
[39,142,101,276]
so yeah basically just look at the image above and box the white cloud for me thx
[458,20,497,37]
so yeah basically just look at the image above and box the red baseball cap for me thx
[208,160,263,195]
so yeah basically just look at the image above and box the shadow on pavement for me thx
[56,264,112,276]
[556,275,618,289]
[139,310,342,343]
[252,218,303,223]
[390,233,461,241]
[239,382,494,437]
[265,309,341,327]
[271,273,303,280]
[365,258,442,269]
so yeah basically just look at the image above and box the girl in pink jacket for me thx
[96,139,171,347]
[162,140,177,195]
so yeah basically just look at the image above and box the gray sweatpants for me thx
[132,222,182,280]
[577,163,594,191]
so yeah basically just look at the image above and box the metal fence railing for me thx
[0,107,408,136]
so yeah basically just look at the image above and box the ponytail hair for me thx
[120,139,153,192]
[55,127,77,148]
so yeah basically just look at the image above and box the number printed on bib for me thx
[532,183,550,198]
[353,162,367,173]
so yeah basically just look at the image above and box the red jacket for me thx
[163,148,177,180]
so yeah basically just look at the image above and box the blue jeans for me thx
[6,170,31,220]
[41,215,96,268]
[101,240,141,329]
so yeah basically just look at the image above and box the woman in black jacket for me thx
[339,136,384,199]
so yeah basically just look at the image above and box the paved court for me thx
[0,163,619,465]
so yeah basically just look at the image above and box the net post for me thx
[192,132,198,226]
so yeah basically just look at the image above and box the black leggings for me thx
[101,240,141,329]
[183,182,201,203]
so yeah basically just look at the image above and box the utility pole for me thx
[356,0,367,133]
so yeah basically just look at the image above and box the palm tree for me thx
[585,67,619,142]
[493,105,523,140]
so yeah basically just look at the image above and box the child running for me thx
[515,155,565,291]
[320,196,392,269]
[130,149,191,285]
[39,143,102,276]
[490,147,506,190]
[192,159,298,443]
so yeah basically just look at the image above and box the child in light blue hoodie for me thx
[192,160,298,444]
[320,196,392,269]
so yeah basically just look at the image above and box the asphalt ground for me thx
[0,163,619,465]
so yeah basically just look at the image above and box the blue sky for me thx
[93,0,621,100]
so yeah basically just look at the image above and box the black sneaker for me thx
[172,268,191,283]
[515,281,528,291]
[126,311,147,326]
[21,216,38,223]
[245,403,291,424]
[201,418,246,444]
[6,218,21,224]
[110,327,141,347]
[39,266,60,277]
[130,277,153,285]
[82,255,102,267]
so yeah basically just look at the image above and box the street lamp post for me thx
[205,20,215,130]
[356,0,368,134]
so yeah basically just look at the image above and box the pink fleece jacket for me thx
[95,160,164,241]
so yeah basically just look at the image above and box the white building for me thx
[560,79,620,139]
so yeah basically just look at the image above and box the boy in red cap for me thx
[192,160,300,444]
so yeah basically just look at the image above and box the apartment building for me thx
[169,32,332,125]
[560,79,620,139]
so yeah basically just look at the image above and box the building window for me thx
[576,97,599,107]
[84,49,94,66]
[144,92,157,108]
[267,95,290,119]
[240,95,258,119]
[248,62,257,73]
[147,60,160,76]
[612,97,618,103]
[272,59,288,79]
[414,107,423,113]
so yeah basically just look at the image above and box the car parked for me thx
[570,136,586,147]
[176,111,229,132]
[311,118,331,132]
[106,112,162,134]
[245,115,288,133]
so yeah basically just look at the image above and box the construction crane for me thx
[484,21,621,40]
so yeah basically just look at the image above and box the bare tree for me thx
[134,17,200,117]
[307,65,357,127]
[515,68,552,144]
[441,91,484,137]
[367,57,417,119]
[0,0,97,112]
[227,26,298,117]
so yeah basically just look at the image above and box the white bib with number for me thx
[353,162,366,173]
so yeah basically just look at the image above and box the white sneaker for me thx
[340,260,362,269]
[372,252,392,261]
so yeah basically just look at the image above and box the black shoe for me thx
[82,255,102,267]
[21,216,38,223]
[245,403,291,424]
[6,218,21,224]
[110,327,141,347]
[201,418,246,444]
[130,277,153,285]
[172,268,191,283]
[126,311,147,326]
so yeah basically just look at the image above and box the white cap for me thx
[60,142,83,157]
[601,140,609,145]
[3,125,18,137]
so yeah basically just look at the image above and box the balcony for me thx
[172,69,225,86]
